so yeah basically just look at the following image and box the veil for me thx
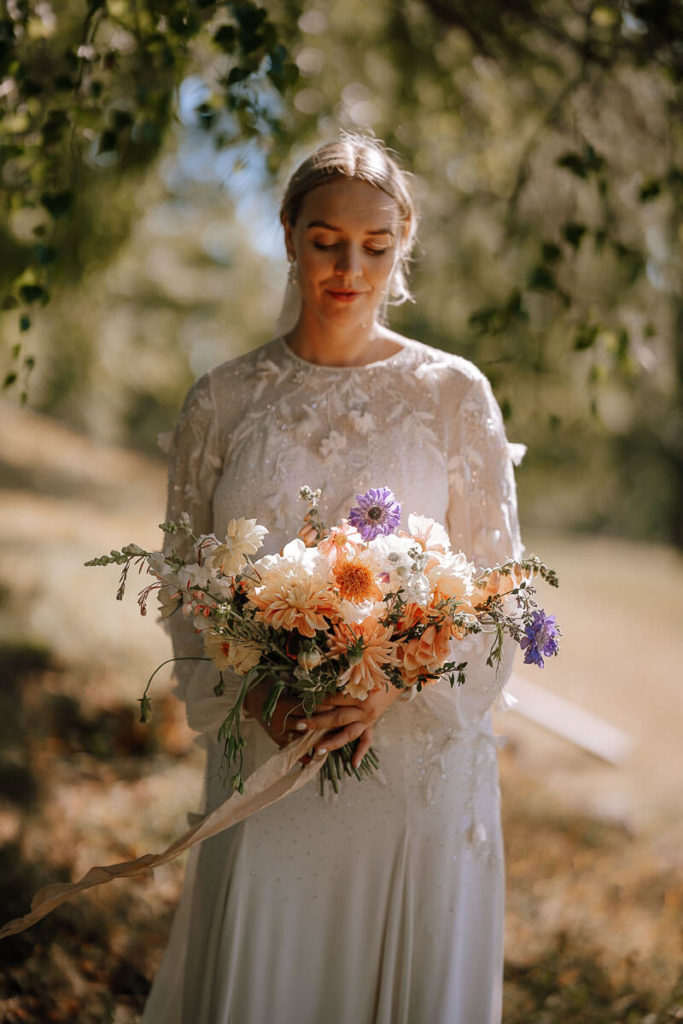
[275,269,301,336]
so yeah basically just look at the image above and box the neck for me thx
[285,310,387,368]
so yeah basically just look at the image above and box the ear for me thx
[281,211,296,262]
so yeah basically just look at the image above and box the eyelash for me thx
[313,242,389,256]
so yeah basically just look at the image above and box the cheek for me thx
[297,249,332,286]
[368,253,398,286]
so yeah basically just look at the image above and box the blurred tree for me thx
[1,0,681,542]
[0,0,299,398]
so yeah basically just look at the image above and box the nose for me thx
[334,242,362,280]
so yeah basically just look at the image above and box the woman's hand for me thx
[296,685,402,767]
[243,679,311,749]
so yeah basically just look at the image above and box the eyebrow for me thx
[306,219,395,237]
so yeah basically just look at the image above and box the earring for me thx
[287,257,298,287]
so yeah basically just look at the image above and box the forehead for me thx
[299,178,400,231]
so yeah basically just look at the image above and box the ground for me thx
[0,402,681,1023]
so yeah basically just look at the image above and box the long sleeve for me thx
[163,373,223,701]
[445,369,523,715]
[451,371,522,570]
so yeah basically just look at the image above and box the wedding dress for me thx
[140,335,522,1024]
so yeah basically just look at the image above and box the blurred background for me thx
[0,1,681,1020]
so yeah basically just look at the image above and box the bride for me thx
[141,134,522,1024]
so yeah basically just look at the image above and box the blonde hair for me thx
[280,134,418,305]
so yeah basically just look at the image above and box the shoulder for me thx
[204,336,283,389]
[392,334,489,392]
[180,337,283,415]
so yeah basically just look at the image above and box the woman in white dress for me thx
[141,135,522,1024]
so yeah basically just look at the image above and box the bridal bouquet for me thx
[87,485,560,793]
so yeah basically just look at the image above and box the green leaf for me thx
[611,241,644,283]
[42,109,69,145]
[639,179,661,202]
[34,244,56,265]
[527,265,557,291]
[41,190,72,217]
[139,695,152,723]
[562,221,587,248]
[593,228,607,251]
[541,242,562,263]
[227,66,251,85]
[19,284,44,304]
[574,323,599,350]
[112,108,134,131]
[556,152,588,178]
[98,129,118,153]
[19,314,31,332]
[3,372,17,388]
[615,328,631,371]
[556,143,605,179]
[214,25,237,51]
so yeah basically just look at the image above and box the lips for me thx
[326,289,364,302]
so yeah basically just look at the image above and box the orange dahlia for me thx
[249,565,338,638]
[400,623,452,686]
[332,557,383,605]
[328,617,399,700]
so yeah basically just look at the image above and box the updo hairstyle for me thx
[280,135,418,304]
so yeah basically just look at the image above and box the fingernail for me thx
[317,747,327,756]
[296,721,307,731]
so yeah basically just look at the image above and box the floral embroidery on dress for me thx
[347,409,374,434]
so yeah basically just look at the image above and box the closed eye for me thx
[313,242,389,255]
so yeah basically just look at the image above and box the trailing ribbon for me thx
[0,729,327,940]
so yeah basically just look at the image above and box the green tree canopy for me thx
[1,0,681,541]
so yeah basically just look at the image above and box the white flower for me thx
[401,573,431,606]
[253,537,330,579]
[203,630,231,670]
[157,585,181,619]
[368,533,424,594]
[298,646,322,672]
[147,551,170,578]
[207,518,269,576]
[194,533,220,560]
[206,576,235,601]
[426,550,475,604]
[202,632,261,675]
[177,564,217,591]
[406,514,452,554]
[226,642,261,675]
[336,598,384,626]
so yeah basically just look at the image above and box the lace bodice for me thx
[163,335,523,734]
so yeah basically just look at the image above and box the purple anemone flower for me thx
[520,610,560,668]
[348,487,402,541]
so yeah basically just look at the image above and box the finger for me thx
[317,720,366,756]
[352,727,373,768]
[315,691,365,707]
[296,706,365,732]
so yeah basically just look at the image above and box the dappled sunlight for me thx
[0,407,681,1019]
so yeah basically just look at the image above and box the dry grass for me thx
[0,404,681,1022]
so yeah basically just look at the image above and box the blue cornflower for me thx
[348,487,402,541]
[520,610,560,668]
